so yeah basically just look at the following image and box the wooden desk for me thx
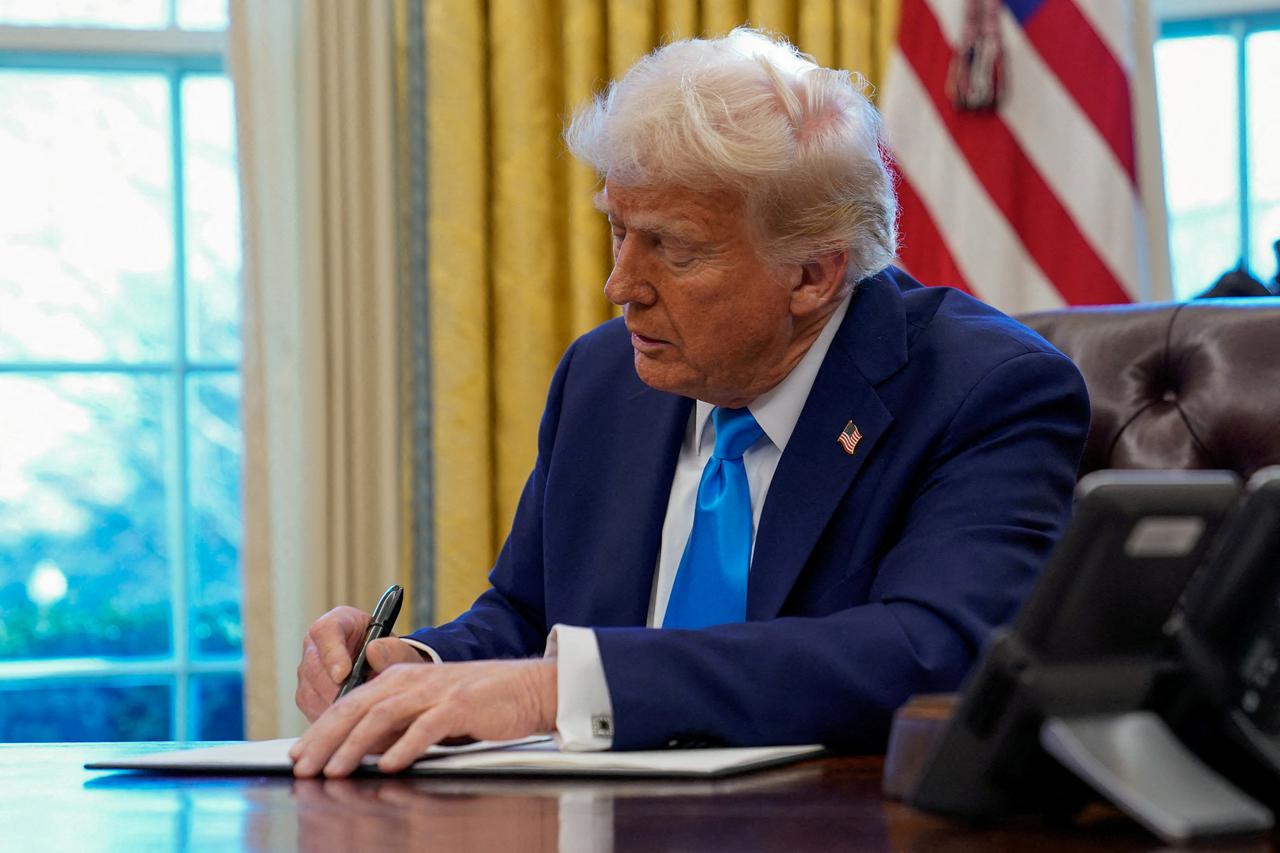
[3,743,1275,851]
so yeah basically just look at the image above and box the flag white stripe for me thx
[883,52,1065,312]
[917,0,1144,301]
[994,6,1145,299]
[1074,0,1137,71]
[927,0,1133,74]
[922,0,964,42]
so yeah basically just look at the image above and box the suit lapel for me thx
[589,385,692,625]
[747,273,909,619]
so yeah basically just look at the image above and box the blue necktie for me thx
[663,407,765,629]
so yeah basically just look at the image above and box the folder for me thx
[86,737,825,778]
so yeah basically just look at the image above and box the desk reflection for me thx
[13,744,1243,852]
[289,763,833,853]
[78,749,835,852]
[292,779,562,851]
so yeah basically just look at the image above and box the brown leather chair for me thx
[884,298,1280,798]
[1018,298,1280,479]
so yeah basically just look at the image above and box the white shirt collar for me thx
[693,291,853,455]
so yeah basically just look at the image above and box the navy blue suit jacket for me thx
[408,267,1090,752]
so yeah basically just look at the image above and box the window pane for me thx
[192,673,243,739]
[0,0,167,28]
[177,0,226,31]
[182,75,242,362]
[0,680,171,741]
[1155,35,1241,300]
[189,373,242,658]
[0,374,171,659]
[0,71,174,362]
[1247,30,1280,285]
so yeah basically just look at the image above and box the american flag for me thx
[838,421,863,455]
[882,0,1167,312]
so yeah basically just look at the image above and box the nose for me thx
[604,237,656,307]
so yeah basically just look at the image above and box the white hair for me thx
[565,28,898,280]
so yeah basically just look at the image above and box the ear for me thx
[789,250,850,318]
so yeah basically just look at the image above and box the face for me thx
[600,181,806,407]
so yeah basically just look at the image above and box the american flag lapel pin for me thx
[837,420,863,455]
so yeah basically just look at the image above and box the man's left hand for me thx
[289,658,558,778]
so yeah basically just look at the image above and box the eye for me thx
[658,239,697,269]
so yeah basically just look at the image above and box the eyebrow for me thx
[593,192,704,243]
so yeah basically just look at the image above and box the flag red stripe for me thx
[894,170,974,295]
[1022,0,1137,182]
[900,0,1132,305]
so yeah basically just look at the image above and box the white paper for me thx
[86,736,550,772]
[86,737,824,778]
[410,741,825,776]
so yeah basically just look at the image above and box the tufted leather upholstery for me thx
[1017,299,1280,480]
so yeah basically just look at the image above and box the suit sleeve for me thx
[593,350,1090,752]
[403,340,579,661]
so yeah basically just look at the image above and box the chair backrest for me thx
[1017,299,1280,479]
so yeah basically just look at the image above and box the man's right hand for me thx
[295,605,426,722]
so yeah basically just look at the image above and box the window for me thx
[0,1,243,741]
[1155,7,1280,300]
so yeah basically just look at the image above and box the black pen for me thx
[335,583,405,701]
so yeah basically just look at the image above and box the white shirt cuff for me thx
[399,637,442,663]
[545,624,614,751]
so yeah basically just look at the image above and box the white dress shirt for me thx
[407,293,852,750]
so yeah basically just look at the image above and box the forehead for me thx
[597,182,745,236]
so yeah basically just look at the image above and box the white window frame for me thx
[0,17,242,741]
[1153,0,1280,289]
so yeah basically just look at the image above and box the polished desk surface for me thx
[2,743,1276,852]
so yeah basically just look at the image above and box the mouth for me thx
[629,330,670,353]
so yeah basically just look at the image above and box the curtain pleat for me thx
[394,0,433,625]
[489,0,570,546]
[426,0,498,622]
[748,0,798,36]
[233,0,402,738]
[423,0,898,622]
[874,0,901,85]
[702,0,748,35]
[658,0,699,41]
[608,0,656,78]
[799,2,837,66]
[563,3,614,336]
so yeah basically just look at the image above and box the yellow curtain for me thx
[423,0,900,622]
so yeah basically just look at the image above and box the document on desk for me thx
[86,737,825,778]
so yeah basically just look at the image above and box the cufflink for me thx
[591,714,614,737]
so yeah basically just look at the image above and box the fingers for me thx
[318,688,439,778]
[290,659,558,780]
[294,606,371,718]
[377,708,455,773]
[365,637,424,674]
[296,643,333,718]
[291,664,418,777]
[295,670,333,723]
[290,693,358,776]
[311,606,371,682]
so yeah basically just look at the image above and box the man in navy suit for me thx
[290,29,1089,778]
